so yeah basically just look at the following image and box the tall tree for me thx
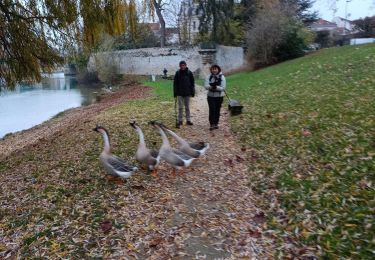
[80,0,105,51]
[245,0,317,23]
[0,0,78,89]
[0,0,135,89]
[103,0,127,35]
[127,0,137,39]
[140,0,167,47]
[281,0,317,23]
[246,0,313,66]
[80,0,128,52]
[239,0,258,24]
[353,16,375,37]
[197,0,244,45]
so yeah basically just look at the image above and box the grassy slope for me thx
[227,44,375,258]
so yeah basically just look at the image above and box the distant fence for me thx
[350,38,375,45]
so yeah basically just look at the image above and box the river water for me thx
[0,73,101,138]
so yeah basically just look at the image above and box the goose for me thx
[93,125,138,184]
[149,121,196,176]
[156,122,209,158]
[129,121,160,177]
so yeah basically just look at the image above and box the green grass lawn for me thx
[143,79,174,100]
[226,44,375,258]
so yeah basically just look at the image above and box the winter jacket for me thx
[204,72,226,97]
[173,68,195,97]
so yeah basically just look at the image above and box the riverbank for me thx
[0,81,274,258]
[0,84,154,160]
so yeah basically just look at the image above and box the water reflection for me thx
[0,73,101,138]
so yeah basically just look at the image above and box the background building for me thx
[178,0,201,45]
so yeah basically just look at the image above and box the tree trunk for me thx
[153,0,166,47]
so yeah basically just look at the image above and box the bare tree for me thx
[140,0,180,47]
[162,0,181,28]
[246,2,297,66]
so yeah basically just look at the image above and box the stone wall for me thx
[88,45,246,79]
[216,45,246,73]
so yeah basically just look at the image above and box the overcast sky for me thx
[311,0,375,21]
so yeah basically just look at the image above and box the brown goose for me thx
[130,121,160,177]
[93,125,138,183]
[156,122,209,158]
[149,121,196,176]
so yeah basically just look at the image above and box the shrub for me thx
[246,2,309,67]
[94,34,122,85]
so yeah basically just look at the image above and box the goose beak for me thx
[149,120,163,127]
[129,121,136,128]
[159,123,169,129]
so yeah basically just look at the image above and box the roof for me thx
[335,17,352,22]
[312,19,337,27]
[309,19,338,31]
[146,23,160,31]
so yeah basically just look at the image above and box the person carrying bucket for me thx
[173,60,195,128]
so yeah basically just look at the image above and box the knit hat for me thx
[179,60,187,66]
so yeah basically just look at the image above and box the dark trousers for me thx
[207,96,223,125]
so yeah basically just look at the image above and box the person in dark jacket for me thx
[173,60,195,128]
[204,64,226,130]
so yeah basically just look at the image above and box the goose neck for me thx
[158,127,170,148]
[136,127,145,145]
[165,128,186,145]
[101,131,111,153]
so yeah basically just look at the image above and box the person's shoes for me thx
[176,121,182,128]
[186,121,193,126]
[214,124,219,129]
[209,125,215,131]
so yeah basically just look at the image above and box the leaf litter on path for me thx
[0,85,274,259]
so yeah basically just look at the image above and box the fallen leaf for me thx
[235,155,244,163]
[149,236,163,247]
[253,212,266,224]
[248,229,262,238]
[224,159,234,167]
[100,220,112,234]
[302,129,312,137]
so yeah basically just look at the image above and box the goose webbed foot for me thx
[170,168,177,177]
[115,178,125,185]
[106,175,128,185]
[106,175,122,184]
[178,169,185,176]
[151,169,158,177]
[106,175,115,181]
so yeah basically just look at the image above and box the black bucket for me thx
[228,99,243,116]
[225,91,243,116]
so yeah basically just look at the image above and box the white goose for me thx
[149,121,196,176]
[156,122,209,158]
[130,121,160,177]
[93,125,138,183]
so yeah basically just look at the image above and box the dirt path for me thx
[160,87,274,259]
